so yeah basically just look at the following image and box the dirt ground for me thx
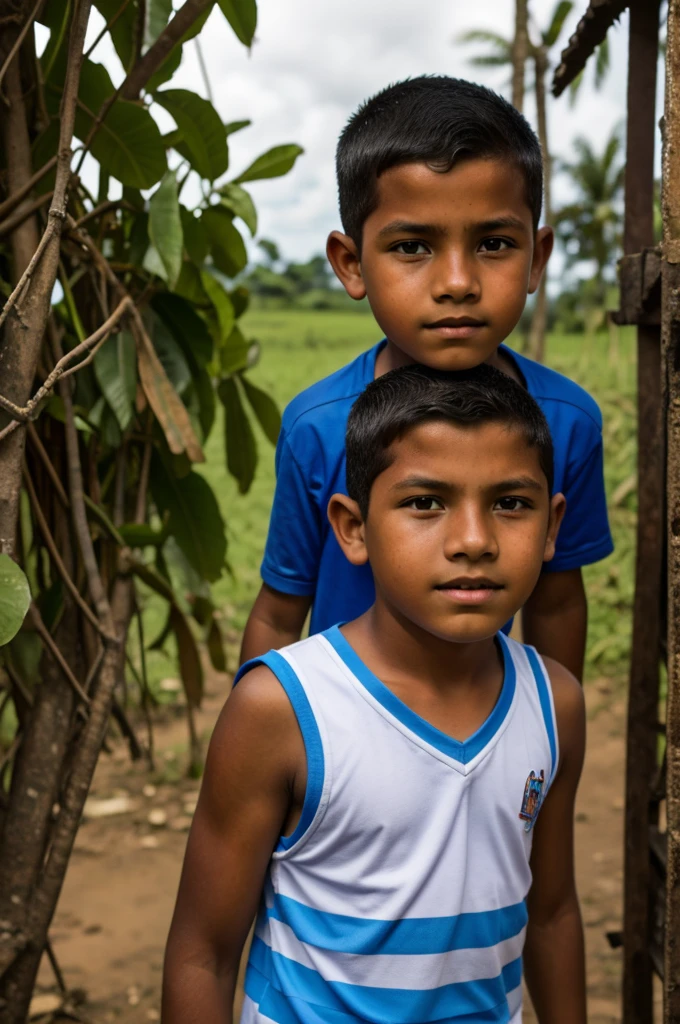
[29,672,650,1023]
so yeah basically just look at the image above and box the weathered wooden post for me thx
[662,2,680,1014]
[552,2,669,1019]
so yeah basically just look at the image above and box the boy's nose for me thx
[431,254,480,304]
[443,508,498,562]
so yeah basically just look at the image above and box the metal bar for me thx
[622,1,664,1020]
[663,1,680,1014]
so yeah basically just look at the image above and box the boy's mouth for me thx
[435,576,504,605]
[423,316,487,339]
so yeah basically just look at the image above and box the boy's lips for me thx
[435,576,504,605]
[423,317,487,339]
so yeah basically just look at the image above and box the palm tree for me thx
[459,2,610,361]
[554,131,624,310]
[512,0,529,113]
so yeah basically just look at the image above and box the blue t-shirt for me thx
[261,341,614,637]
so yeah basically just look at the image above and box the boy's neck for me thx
[375,338,523,385]
[342,598,502,697]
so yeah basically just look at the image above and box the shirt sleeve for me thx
[544,418,614,573]
[260,424,323,596]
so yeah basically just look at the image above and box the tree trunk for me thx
[0,22,41,557]
[528,44,551,363]
[511,0,529,113]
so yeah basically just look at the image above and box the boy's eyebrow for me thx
[474,216,528,234]
[390,475,545,493]
[391,476,449,491]
[493,476,544,493]
[377,220,447,239]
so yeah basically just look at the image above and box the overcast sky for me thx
[74,0,662,264]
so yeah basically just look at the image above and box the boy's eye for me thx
[393,240,430,256]
[494,496,530,512]
[405,495,444,511]
[479,237,513,253]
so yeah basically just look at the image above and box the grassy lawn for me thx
[194,310,636,682]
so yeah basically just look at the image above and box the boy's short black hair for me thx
[337,76,543,245]
[346,363,554,519]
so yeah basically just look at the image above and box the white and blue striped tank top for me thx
[235,626,559,1024]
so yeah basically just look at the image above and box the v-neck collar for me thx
[322,626,516,769]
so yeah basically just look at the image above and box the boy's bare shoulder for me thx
[540,656,586,766]
[206,664,303,784]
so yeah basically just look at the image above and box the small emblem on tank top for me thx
[519,769,545,832]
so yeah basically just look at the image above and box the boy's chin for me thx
[422,615,515,646]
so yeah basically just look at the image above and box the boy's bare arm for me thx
[162,666,304,1023]
[522,569,587,681]
[240,583,312,664]
[524,657,587,1024]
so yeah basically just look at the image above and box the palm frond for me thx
[543,0,573,47]
[457,29,512,52]
[594,38,610,89]
[568,70,584,107]
[468,55,513,67]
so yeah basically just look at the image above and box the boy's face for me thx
[329,419,565,645]
[327,158,552,370]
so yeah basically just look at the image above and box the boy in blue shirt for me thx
[241,76,612,680]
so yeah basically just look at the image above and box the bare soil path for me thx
[31,676,634,1023]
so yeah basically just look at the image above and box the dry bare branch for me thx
[0,296,133,425]
[22,467,110,640]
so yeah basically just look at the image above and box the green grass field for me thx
[193,310,637,683]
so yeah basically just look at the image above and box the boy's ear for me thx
[327,493,369,566]
[528,226,554,294]
[326,232,366,300]
[543,492,566,562]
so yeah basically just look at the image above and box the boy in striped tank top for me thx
[164,364,587,1023]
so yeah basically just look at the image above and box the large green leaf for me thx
[149,171,183,289]
[0,555,31,646]
[72,70,167,189]
[40,0,73,82]
[180,206,209,264]
[146,0,173,47]
[155,89,229,181]
[150,457,227,582]
[93,0,137,72]
[194,368,216,438]
[218,183,257,236]
[234,144,303,184]
[152,293,213,370]
[225,119,251,137]
[152,316,192,395]
[202,207,247,277]
[201,270,235,341]
[93,330,137,431]
[217,0,257,46]
[220,325,250,374]
[176,261,211,305]
[146,43,183,94]
[241,375,281,445]
[218,377,257,493]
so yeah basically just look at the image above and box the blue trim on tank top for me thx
[322,626,516,765]
[234,650,324,851]
[524,645,558,782]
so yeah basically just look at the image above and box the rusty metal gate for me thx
[552,1,679,1019]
